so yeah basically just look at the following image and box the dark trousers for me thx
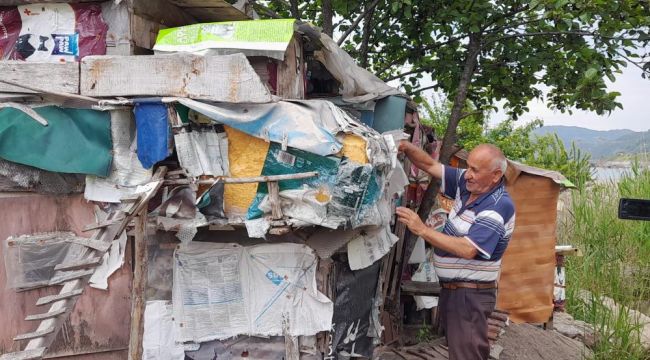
[438,287,496,360]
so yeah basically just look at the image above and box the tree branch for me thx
[337,0,382,46]
[322,0,333,37]
[458,110,483,120]
[289,0,300,19]
[412,85,437,94]
[376,34,470,75]
[250,1,282,19]
[616,50,650,75]
[383,68,426,82]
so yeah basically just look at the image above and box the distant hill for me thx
[533,125,650,160]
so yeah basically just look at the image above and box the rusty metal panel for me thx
[0,194,132,358]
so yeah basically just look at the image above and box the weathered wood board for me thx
[0,62,79,94]
[498,174,559,323]
[80,54,273,102]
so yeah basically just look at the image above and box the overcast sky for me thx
[413,65,649,132]
[491,66,649,131]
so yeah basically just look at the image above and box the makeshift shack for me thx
[0,2,416,360]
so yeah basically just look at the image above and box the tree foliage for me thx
[420,97,593,188]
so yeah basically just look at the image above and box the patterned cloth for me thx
[434,165,516,283]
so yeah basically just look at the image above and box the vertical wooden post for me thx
[128,207,148,360]
[268,181,283,220]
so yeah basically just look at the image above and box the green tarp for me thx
[0,106,112,177]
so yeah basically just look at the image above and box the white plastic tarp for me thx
[347,226,398,271]
[173,242,333,343]
[143,301,185,360]
[84,110,152,203]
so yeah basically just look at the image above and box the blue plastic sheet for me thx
[134,102,170,169]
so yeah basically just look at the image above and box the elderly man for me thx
[396,142,515,360]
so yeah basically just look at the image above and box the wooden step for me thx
[0,347,46,360]
[25,308,67,321]
[83,217,126,232]
[49,269,95,285]
[36,289,83,306]
[13,327,54,341]
[65,238,111,252]
[54,257,102,271]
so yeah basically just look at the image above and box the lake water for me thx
[593,167,630,183]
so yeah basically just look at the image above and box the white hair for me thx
[493,156,507,174]
[474,144,507,174]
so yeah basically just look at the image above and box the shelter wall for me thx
[0,194,132,358]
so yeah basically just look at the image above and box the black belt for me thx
[440,281,497,290]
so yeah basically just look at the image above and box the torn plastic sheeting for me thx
[305,227,375,260]
[89,206,127,290]
[0,106,112,176]
[153,19,295,61]
[328,159,374,221]
[346,226,398,271]
[173,242,333,343]
[412,249,439,311]
[258,186,341,229]
[143,301,185,360]
[174,127,228,178]
[134,102,171,169]
[185,337,287,360]
[197,181,226,220]
[0,3,107,62]
[177,98,345,156]
[0,158,84,194]
[307,25,403,104]
[85,109,152,203]
[3,232,89,289]
[327,255,380,359]
[247,143,341,220]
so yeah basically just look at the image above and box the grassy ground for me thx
[560,165,650,359]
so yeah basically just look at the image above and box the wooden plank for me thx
[184,6,248,22]
[128,209,148,360]
[169,0,233,7]
[49,269,96,285]
[36,289,83,306]
[66,238,112,252]
[13,327,54,341]
[277,36,305,99]
[54,256,102,271]
[83,217,126,232]
[0,347,46,360]
[400,280,441,296]
[132,0,197,27]
[25,308,67,321]
[80,54,272,103]
[0,61,79,94]
[131,14,167,50]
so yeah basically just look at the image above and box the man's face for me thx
[464,149,502,195]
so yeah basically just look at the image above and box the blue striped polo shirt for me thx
[434,165,516,283]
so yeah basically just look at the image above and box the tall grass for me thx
[560,164,650,359]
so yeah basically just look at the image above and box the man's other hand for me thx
[396,207,427,236]
[398,140,410,153]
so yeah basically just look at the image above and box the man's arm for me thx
[399,141,443,180]
[396,207,478,260]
